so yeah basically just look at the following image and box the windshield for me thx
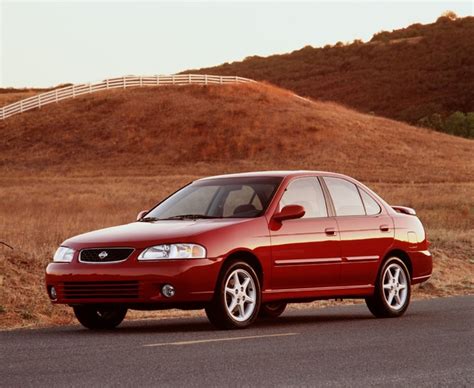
[144,177,282,220]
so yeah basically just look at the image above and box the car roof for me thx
[198,170,349,181]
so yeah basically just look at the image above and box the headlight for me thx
[53,246,75,263]
[138,244,206,260]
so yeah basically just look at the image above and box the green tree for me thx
[441,10,458,20]
[465,113,474,138]
[445,111,466,136]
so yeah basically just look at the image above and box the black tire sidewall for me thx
[259,302,287,318]
[73,305,127,330]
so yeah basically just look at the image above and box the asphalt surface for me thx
[1,296,473,387]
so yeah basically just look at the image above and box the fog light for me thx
[50,286,57,300]
[162,284,175,298]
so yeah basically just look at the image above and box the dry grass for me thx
[1,84,473,182]
[0,175,472,329]
[0,84,472,329]
[191,17,474,125]
[0,90,42,106]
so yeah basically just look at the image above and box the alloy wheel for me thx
[224,269,257,322]
[382,263,408,310]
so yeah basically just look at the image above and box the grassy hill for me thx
[0,83,472,328]
[1,83,472,182]
[189,16,474,137]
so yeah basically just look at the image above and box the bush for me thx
[442,10,458,20]
[419,111,474,138]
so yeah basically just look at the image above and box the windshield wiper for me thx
[139,216,161,222]
[162,214,221,220]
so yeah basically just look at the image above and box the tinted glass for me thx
[360,189,381,215]
[155,186,219,218]
[147,177,282,219]
[280,177,327,218]
[222,185,263,217]
[324,177,365,216]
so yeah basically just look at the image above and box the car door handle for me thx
[325,227,337,236]
[379,224,390,232]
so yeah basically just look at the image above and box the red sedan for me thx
[45,171,432,330]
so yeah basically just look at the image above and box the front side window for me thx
[146,177,282,220]
[279,177,328,218]
[324,177,365,216]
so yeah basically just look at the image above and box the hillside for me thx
[1,83,473,182]
[1,83,473,328]
[190,17,474,135]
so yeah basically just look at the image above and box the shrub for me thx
[419,111,474,138]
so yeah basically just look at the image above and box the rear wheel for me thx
[365,257,411,318]
[73,305,127,330]
[259,302,287,319]
[205,261,261,329]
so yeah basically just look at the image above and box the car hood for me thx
[63,219,251,249]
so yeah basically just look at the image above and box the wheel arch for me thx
[381,249,413,278]
[222,250,264,285]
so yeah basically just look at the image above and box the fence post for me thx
[220,76,223,84]
[140,76,143,87]
[20,101,23,113]
[205,75,208,85]
[172,74,175,84]
[55,90,58,102]
[123,76,126,89]
[0,108,3,120]
[156,75,159,85]
[38,94,42,109]
[106,79,109,89]
[188,74,191,84]
[72,85,76,98]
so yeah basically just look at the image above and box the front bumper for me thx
[45,257,223,305]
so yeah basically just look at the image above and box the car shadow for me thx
[69,310,374,335]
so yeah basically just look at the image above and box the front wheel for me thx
[205,261,261,329]
[365,257,411,318]
[73,305,127,330]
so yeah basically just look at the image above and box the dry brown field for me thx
[1,84,473,328]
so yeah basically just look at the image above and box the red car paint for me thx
[45,171,432,309]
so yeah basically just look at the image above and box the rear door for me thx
[269,177,341,290]
[322,177,394,287]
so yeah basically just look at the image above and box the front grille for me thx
[62,281,140,299]
[79,248,134,263]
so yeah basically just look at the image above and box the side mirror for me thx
[136,210,149,221]
[273,205,305,222]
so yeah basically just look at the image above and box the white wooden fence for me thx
[0,74,256,120]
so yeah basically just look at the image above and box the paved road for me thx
[1,296,473,387]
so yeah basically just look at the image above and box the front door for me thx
[270,177,341,290]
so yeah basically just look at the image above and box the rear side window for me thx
[280,177,328,218]
[324,177,365,216]
[360,190,381,215]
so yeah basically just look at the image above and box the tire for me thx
[73,305,127,330]
[259,302,287,319]
[205,261,261,329]
[365,257,411,318]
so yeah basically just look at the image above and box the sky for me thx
[1,0,473,88]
